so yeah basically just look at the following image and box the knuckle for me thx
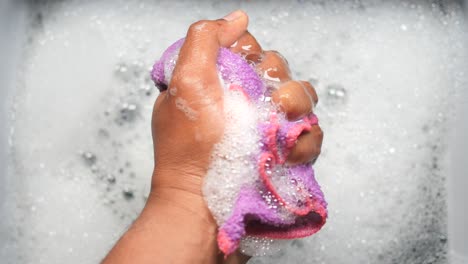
[188,20,217,35]
[311,126,324,145]
[295,146,308,157]
[276,80,313,120]
[172,72,201,90]
[230,31,262,57]
[300,81,319,105]
[257,50,291,83]
[270,50,289,65]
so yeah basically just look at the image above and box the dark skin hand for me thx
[103,10,323,264]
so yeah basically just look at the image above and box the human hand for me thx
[151,12,323,194]
[105,10,326,264]
[150,11,251,263]
[150,10,323,264]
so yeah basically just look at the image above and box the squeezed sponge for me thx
[151,38,327,256]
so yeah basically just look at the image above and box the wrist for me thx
[104,174,219,264]
[149,168,217,230]
[134,183,219,263]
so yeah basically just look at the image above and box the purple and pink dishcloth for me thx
[151,38,327,256]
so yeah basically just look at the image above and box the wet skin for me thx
[103,10,323,264]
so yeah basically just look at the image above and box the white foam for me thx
[203,88,260,225]
[174,97,198,120]
[240,236,291,257]
[202,81,295,256]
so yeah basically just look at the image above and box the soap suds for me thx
[3,0,467,263]
[204,89,260,224]
[174,97,198,120]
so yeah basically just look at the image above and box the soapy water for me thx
[2,0,467,263]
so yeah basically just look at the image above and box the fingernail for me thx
[223,10,242,21]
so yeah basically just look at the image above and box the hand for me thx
[150,10,252,264]
[151,11,248,201]
[151,12,323,197]
[104,10,323,264]
[151,10,323,263]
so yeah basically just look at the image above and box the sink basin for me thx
[0,1,467,263]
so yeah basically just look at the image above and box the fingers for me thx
[223,24,323,165]
[170,10,249,98]
[287,125,323,165]
[218,11,250,47]
[256,50,292,83]
[226,31,319,120]
[271,80,318,120]
[228,32,291,84]
[299,81,318,105]
[229,31,262,64]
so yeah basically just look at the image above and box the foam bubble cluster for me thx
[203,90,260,225]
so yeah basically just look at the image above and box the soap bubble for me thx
[324,83,347,106]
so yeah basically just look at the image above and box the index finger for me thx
[170,11,249,98]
